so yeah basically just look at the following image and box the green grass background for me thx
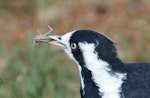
[0,34,80,98]
[0,0,150,98]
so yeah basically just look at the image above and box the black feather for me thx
[68,30,150,98]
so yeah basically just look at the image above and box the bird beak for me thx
[34,33,66,48]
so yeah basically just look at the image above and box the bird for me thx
[35,30,150,98]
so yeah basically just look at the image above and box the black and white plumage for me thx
[37,30,150,98]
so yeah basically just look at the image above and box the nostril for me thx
[49,38,55,42]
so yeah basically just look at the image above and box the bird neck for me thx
[79,63,126,98]
[79,66,102,98]
[78,43,126,98]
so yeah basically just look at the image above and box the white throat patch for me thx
[61,30,76,60]
[79,42,126,98]
[61,31,85,93]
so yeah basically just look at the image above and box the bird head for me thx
[34,30,125,73]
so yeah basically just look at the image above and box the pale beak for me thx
[34,33,66,48]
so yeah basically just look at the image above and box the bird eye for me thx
[70,43,77,50]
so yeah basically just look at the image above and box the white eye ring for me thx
[70,43,77,50]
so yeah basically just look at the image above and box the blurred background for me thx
[0,0,150,98]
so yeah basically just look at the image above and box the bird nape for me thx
[34,30,150,98]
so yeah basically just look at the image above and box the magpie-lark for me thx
[35,30,150,98]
